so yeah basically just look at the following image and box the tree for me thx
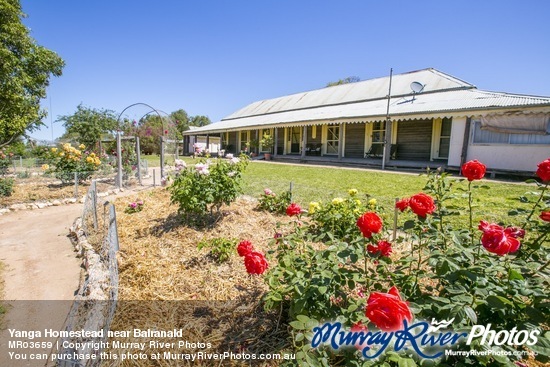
[0,0,65,148]
[189,115,211,127]
[326,76,361,87]
[57,104,118,147]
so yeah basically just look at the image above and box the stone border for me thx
[0,188,126,215]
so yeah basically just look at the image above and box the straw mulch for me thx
[106,188,291,366]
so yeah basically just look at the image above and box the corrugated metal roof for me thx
[185,68,550,134]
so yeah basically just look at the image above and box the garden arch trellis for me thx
[115,102,177,188]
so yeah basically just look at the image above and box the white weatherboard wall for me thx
[467,144,549,172]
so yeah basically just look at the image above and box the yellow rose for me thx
[332,197,344,205]
[368,198,377,207]
[51,147,58,153]
[308,201,320,214]
[348,189,358,196]
[79,144,86,149]
[41,164,49,171]
[355,199,362,206]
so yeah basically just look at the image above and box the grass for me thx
[152,155,537,228]
[241,161,536,228]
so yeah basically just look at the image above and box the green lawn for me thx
[241,161,537,228]
[150,156,537,228]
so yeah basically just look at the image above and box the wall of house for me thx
[448,117,548,172]
[467,145,548,172]
[344,123,366,158]
[396,119,432,160]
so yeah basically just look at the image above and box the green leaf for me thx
[289,320,305,330]
[464,306,478,324]
[296,314,311,323]
[398,357,418,367]
[486,295,514,308]
[508,268,524,281]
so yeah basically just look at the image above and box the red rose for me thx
[237,240,254,257]
[536,158,550,182]
[479,220,524,256]
[356,212,383,238]
[408,193,436,218]
[286,203,302,217]
[540,211,550,222]
[366,286,413,331]
[395,198,409,212]
[367,240,392,257]
[244,251,268,275]
[461,159,487,181]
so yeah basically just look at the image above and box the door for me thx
[326,125,339,155]
[290,127,301,154]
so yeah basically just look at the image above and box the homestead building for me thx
[183,68,550,175]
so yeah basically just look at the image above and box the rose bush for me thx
[257,187,292,214]
[170,155,248,225]
[258,159,549,367]
[44,143,103,183]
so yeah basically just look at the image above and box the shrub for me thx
[260,161,550,367]
[170,155,248,225]
[44,143,103,183]
[0,177,14,197]
[197,237,237,263]
[0,149,12,175]
[257,188,292,214]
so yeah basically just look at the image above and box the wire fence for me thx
[54,181,119,367]
[0,157,150,208]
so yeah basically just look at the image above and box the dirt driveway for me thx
[0,171,160,366]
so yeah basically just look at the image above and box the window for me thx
[372,121,385,145]
[240,131,249,151]
[472,120,550,145]
[438,118,452,159]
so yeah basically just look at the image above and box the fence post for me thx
[116,132,123,189]
[153,168,156,187]
[74,172,79,198]
[289,181,293,202]
[136,136,142,186]
[160,136,165,181]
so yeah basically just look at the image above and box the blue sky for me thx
[21,0,550,141]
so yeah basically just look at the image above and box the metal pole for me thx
[160,137,165,180]
[382,68,393,170]
[136,137,142,185]
[153,168,156,187]
[116,132,123,189]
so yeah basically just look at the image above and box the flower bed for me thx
[109,158,549,367]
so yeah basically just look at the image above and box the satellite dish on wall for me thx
[410,81,425,94]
